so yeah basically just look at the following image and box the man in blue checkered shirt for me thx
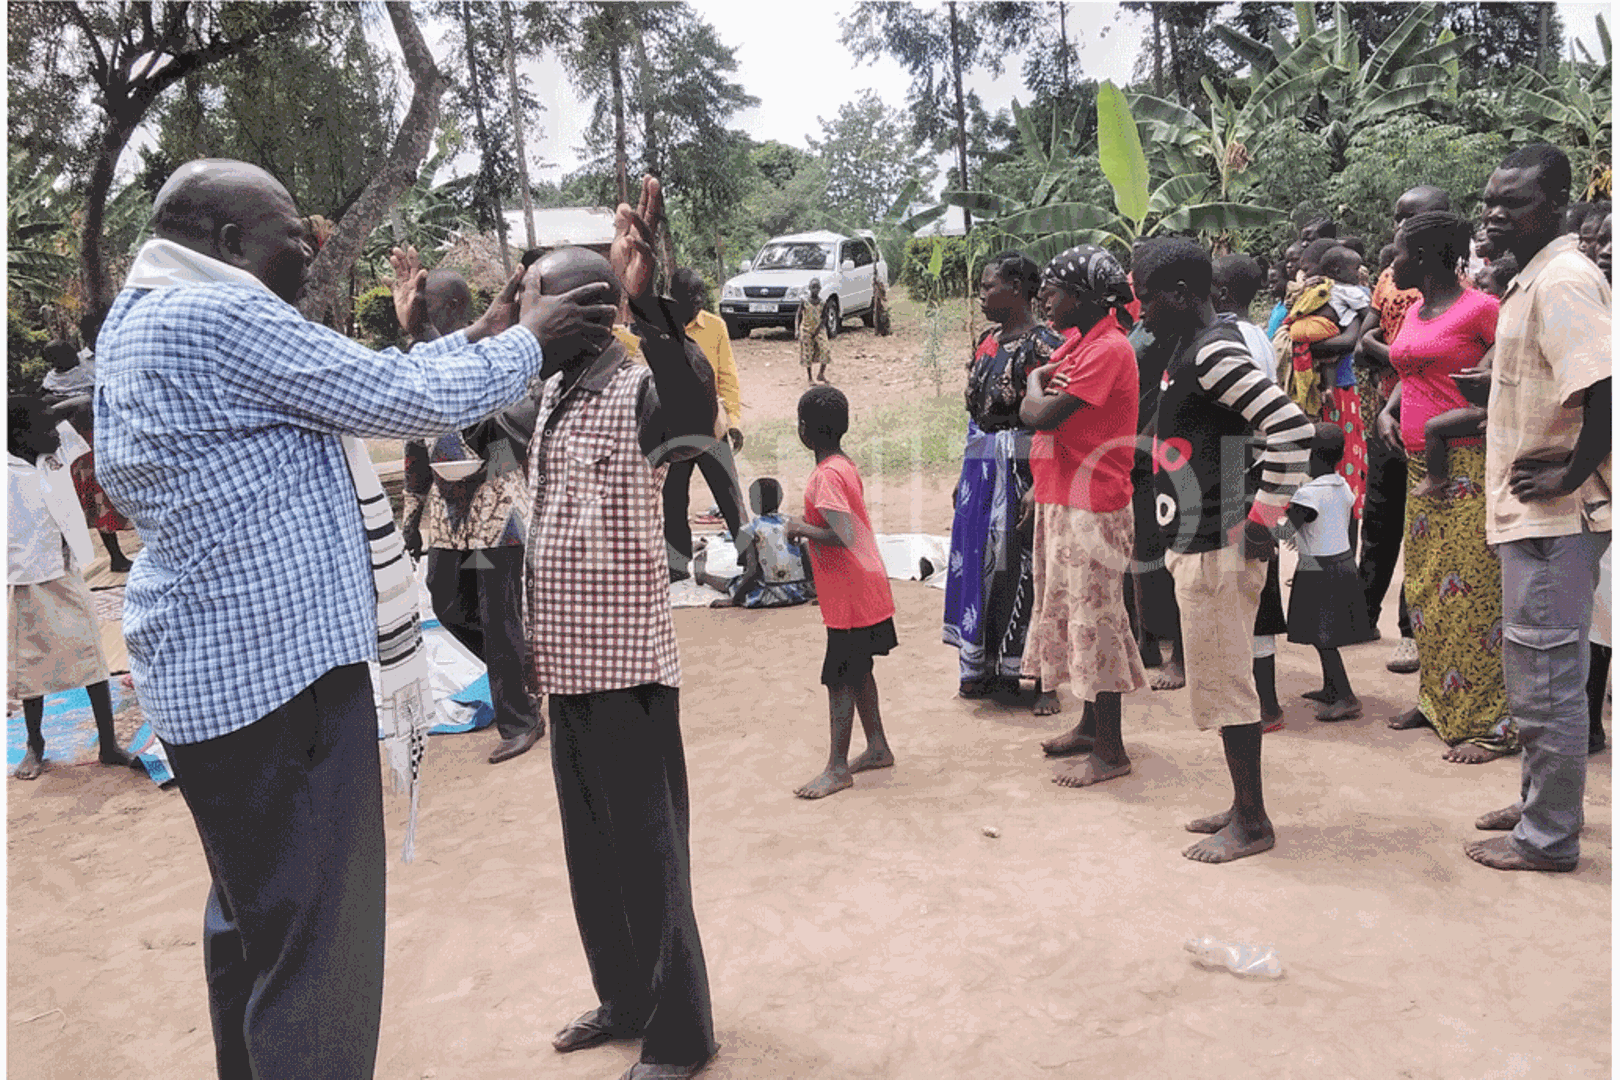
[95,159,616,1079]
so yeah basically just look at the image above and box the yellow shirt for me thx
[685,309,743,430]
[612,324,642,360]
[1486,235,1612,542]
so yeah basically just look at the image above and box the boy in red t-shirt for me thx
[785,386,897,799]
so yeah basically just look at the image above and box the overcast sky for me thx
[486,1,1609,194]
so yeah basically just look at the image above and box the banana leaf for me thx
[1214,24,1276,75]
[1364,2,1440,89]
[995,202,1118,237]
[1148,174,1215,215]
[1156,202,1285,235]
[900,204,949,233]
[1098,81,1151,226]
[942,190,1008,216]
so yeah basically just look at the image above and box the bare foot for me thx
[99,746,139,768]
[1410,474,1448,500]
[1475,803,1523,830]
[1183,818,1276,863]
[794,766,853,799]
[1464,834,1576,872]
[1387,707,1428,731]
[1315,696,1363,722]
[1185,808,1234,835]
[1443,742,1508,764]
[1052,754,1131,788]
[1041,725,1093,757]
[1300,687,1333,703]
[849,747,894,773]
[1150,662,1185,691]
[13,747,44,781]
[1032,690,1062,716]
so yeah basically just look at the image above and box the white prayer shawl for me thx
[124,238,430,861]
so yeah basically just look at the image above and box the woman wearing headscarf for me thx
[1018,245,1148,787]
[943,252,1065,698]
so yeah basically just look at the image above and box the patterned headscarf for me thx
[1043,244,1132,310]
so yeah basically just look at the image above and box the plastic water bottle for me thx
[1184,935,1283,978]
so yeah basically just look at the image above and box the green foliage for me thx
[810,90,938,227]
[749,394,968,478]
[901,237,974,305]
[1097,82,1150,224]
[1326,114,1506,254]
[9,306,50,393]
[353,287,400,348]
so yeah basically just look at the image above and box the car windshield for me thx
[753,242,833,271]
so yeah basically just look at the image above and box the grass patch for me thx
[746,394,967,478]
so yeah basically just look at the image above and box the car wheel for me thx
[824,296,841,339]
[724,316,746,340]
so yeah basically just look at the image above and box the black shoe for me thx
[488,726,543,765]
[552,1006,639,1053]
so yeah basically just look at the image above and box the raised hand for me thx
[389,245,430,340]
[611,175,664,323]
[517,264,618,352]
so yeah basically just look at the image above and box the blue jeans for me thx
[1500,528,1610,865]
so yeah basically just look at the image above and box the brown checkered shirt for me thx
[525,337,712,695]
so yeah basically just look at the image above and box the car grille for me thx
[743,286,787,298]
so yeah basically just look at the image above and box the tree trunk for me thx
[298,1,447,326]
[462,1,510,277]
[1536,3,1551,77]
[502,4,536,251]
[1152,6,1163,99]
[610,43,628,207]
[1058,2,1070,93]
[948,1,971,234]
[81,108,140,316]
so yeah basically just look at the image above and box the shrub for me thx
[353,286,399,347]
[8,306,49,394]
[901,236,975,305]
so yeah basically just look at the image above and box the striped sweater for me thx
[1154,322,1312,554]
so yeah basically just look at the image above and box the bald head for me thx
[423,270,473,336]
[1394,185,1450,227]
[532,247,624,373]
[537,247,622,307]
[152,159,311,303]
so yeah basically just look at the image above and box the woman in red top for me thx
[1018,245,1148,788]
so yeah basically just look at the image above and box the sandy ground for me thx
[9,311,1611,1077]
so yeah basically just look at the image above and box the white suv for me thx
[719,230,888,340]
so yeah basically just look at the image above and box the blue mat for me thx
[5,681,160,779]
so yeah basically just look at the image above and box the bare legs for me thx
[1051,693,1131,787]
[1183,723,1275,863]
[13,680,136,780]
[795,673,893,799]
[101,531,132,573]
[1312,647,1362,721]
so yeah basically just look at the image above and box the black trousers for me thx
[426,546,540,740]
[1358,441,1412,636]
[663,440,745,562]
[163,664,385,1080]
[550,684,716,1066]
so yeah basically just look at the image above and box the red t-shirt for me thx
[803,454,896,630]
[1029,316,1139,512]
[1388,288,1497,454]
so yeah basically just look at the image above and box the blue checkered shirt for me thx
[95,283,543,744]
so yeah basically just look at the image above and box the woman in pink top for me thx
[1017,245,1147,789]
[1378,210,1515,763]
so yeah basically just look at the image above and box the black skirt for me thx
[821,617,899,688]
[1253,556,1288,636]
[1286,550,1371,649]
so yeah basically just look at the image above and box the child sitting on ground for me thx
[692,477,815,608]
[785,386,896,799]
[1287,423,1372,722]
[8,395,141,780]
[796,278,831,385]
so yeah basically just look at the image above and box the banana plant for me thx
[1508,12,1611,198]
[938,81,1284,267]
[8,150,80,306]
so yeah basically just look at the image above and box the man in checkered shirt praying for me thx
[533,177,723,1080]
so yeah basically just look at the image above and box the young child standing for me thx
[1287,424,1372,722]
[785,387,896,799]
[8,396,139,779]
[796,278,831,384]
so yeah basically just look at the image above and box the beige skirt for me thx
[9,573,108,700]
[1022,502,1147,701]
